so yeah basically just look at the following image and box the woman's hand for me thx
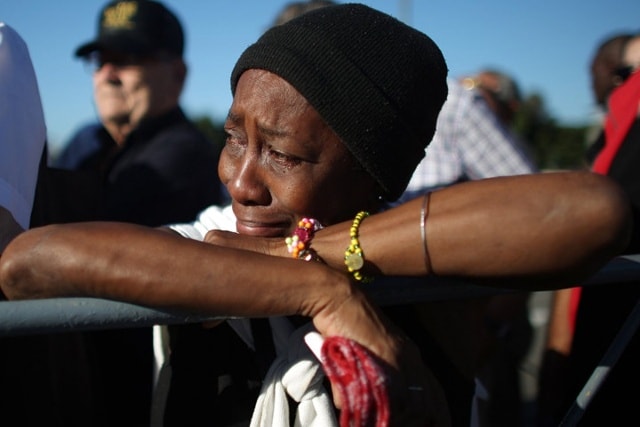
[206,230,450,424]
[204,230,288,258]
[200,230,287,328]
[310,281,450,426]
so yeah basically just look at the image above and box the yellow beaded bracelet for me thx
[344,211,374,283]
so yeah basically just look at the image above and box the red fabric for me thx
[320,336,390,427]
[592,70,640,175]
[568,286,582,334]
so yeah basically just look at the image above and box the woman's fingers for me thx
[204,230,286,257]
[313,291,450,426]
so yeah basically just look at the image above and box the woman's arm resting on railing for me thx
[205,171,633,289]
[362,171,631,287]
[0,222,447,426]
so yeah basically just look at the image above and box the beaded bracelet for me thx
[286,217,322,262]
[344,211,374,283]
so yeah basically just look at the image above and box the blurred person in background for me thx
[55,0,225,225]
[42,1,227,425]
[538,32,640,427]
[457,68,539,427]
[397,70,536,203]
[270,0,337,26]
[460,69,523,126]
[399,68,538,427]
[585,32,635,160]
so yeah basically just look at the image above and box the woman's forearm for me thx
[0,221,351,319]
[0,221,414,375]
[313,171,632,288]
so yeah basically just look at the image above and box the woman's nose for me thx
[222,152,270,206]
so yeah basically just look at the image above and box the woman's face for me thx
[219,69,378,237]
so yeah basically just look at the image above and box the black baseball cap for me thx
[75,0,184,58]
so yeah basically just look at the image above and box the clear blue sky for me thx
[4,0,640,155]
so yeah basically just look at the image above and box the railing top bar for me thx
[1,255,639,337]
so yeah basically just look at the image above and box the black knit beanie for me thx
[231,3,448,201]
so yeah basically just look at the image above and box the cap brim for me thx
[74,35,154,58]
[75,41,100,58]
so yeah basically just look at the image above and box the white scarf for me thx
[151,316,339,427]
[249,321,338,427]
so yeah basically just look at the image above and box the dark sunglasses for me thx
[614,65,634,82]
[82,51,173,73]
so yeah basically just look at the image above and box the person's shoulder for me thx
[141,115,218,157]
[67,122,104,144]
[54,123,104,169]
[172,121,216,148]
[153,111,216,149]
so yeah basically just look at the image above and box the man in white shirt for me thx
[399,75,536,201]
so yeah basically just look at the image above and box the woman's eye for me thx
[223,131,245,155]
[268,147,301,169]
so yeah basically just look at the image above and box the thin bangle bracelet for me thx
[420,193,433,273]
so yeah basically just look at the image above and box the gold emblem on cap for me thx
[103,2,138,30]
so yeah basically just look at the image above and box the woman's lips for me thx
[235,219,290,237]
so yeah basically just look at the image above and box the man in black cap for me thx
[47,1,225,426]
[56,0,224,226]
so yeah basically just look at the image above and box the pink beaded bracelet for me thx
[285,217,322,261]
